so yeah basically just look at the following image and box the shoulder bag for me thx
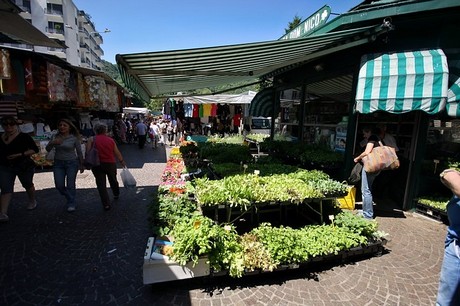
[348,162,363,185]
[84,136,100,169]
[362,141,400,173]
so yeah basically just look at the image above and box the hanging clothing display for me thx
[47,62,70,102]
[0,49,11,79]
[211,104,217,116]
[184,103,193,117]
[192,104,199,117]
[203,104,212,117]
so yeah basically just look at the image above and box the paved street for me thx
[0,143,448,305]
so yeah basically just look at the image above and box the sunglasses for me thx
[1,122,16,127]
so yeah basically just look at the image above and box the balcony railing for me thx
[46,27,64,35]
[18,5,31,13]
[45,8,63,16]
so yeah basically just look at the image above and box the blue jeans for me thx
[436,239,460,305]
[361,168,379,219]
[53,159,79,208]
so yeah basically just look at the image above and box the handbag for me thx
[121,167,137,188]
[84,137,100,169]
[362,142,400,173]
[348,162,363,185]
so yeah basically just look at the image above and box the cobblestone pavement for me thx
[0,142,448,305]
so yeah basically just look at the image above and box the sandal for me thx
[0,213,9,223]
[27,201,38,210]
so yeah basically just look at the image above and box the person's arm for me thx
[45,135,56,152]
[24,134,39,156]
[440,169,460,197]
[74,137,84,172]
[354,142,375,163]
[113,144,127,168]
[85,137,93,153]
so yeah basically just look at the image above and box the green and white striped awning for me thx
[355,49,449,114]
[447,78,460,117]
[446,59,460,117]
[249,88,276,117]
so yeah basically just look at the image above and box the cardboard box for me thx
[143,237,210,284]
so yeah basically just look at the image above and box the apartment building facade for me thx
[3,0,107,70]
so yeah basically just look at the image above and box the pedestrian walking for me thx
[149,120,161,149]
[45,118,84,212]
[353,126,381,219]
[86,123,126,211]
[135,119,148,149]
[166,122,174,146]
[0,116,39,222]
[436,168,460,305]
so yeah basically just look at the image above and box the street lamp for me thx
[88,28,110,70]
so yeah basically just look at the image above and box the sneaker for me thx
[67,206,76,212]
[0,213,9,222]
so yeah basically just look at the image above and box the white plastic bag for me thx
[121,167,137,188]
[45,148,55,161]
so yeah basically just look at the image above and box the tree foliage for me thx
[285,15,302,34]
[102,60,124,85]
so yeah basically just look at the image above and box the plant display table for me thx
[145,138,389,285]
[415,197,448,224]
[143,235,387,285]
[143,237,210,284]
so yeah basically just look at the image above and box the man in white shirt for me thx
[135,120,148,149]
[377,123,399,151]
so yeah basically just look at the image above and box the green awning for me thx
[447,78,460,117]
[355,49,449,114]
[446,60,460,117]
[249,88,275,117]
[116,25,388,102]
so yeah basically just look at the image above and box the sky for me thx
[73,0,363,64]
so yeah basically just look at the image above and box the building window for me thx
[21,0,31,13]
[47,22,64,34]
[46,3,63,15]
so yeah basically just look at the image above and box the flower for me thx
[193,220,201,229]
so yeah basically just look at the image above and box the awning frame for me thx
[117,24,389,102]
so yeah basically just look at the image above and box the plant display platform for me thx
[415,202,448,224]
[143,236,387,285]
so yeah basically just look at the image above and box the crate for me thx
[336,186,356,210]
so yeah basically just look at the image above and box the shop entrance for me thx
[355,112,420,209]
